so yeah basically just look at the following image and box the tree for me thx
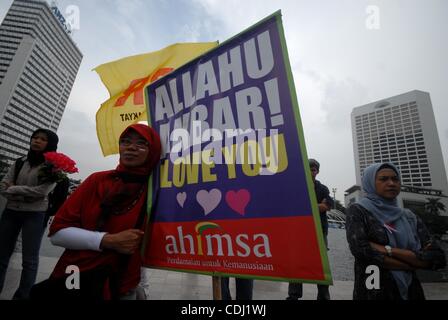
[425,198,446,216]
[423,198,448,237]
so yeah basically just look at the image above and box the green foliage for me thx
[422,214,448,237]
[424,197,446,216]
[421,198,448,236]
[405,198,448,236]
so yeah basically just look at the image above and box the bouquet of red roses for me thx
[38,152,78,183]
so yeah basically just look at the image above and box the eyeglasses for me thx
[119,138,149,149]
[377,176,400,183]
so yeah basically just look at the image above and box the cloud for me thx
[112,19,136,43]
[0,1,13,22]
[320,77,369,130]
[288,67,362,196]
[114,0,144,17]
[176,22,202,42]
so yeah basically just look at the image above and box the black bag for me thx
[46,176,69,216]
[14,157,69,216]
[29,265,117,301]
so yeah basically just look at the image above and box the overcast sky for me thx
[1,0,447,202]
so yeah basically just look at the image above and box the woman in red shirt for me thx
[44,123,161,300]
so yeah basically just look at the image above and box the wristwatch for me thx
[384,245,392,257]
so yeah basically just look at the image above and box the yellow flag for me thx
[95,42,218,156]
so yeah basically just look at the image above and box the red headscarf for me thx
[94,124,161,229]
[116,123,161,176]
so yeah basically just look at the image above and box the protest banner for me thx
[142,11,332,284]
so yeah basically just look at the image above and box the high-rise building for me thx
[345,90,448,213]
[0,0,82,163]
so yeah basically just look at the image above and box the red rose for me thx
[43,152,78,174]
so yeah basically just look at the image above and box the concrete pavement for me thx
[1,252,447,300]
[1,227,447,300]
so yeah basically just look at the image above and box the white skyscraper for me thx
[346,90,448,214]
[0,0,82,163]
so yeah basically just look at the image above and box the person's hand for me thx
[420,242,446,269]
[318,200,331,213]
[369,242,386,254]
[100,229,145,254]
[0,181,12,192]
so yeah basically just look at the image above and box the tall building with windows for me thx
[346,90,448,213]
[0,0,82,163]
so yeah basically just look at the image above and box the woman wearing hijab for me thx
[346,163,446,300]
[0,128,59,300]
[45,124,161,300]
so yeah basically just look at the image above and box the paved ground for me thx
[1,228,447,300]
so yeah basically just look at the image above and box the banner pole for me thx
[212,276,222,300]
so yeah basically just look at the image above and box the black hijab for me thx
[27,128,59,167]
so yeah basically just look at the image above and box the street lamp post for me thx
[332,188,337,210]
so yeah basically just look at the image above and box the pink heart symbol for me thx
[196,189,222,216]
[176,192,187,208]
[225,189,251,216]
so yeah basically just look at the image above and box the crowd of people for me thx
[0,124,446,300]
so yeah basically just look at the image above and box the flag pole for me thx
[212,276,222,300]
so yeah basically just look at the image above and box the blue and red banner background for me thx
[143,11,332,284]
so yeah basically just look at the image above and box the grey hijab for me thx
[358,163,421,300]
